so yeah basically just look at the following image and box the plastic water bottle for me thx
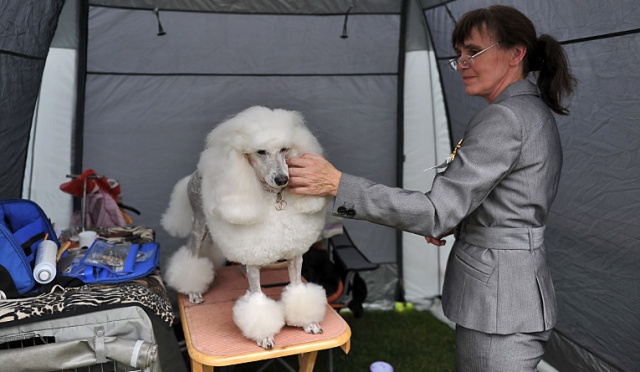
[33,240,58,284]
[370,361,394,372]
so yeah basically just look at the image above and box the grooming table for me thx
[178,265,351,372]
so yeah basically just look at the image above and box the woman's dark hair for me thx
[452,5,577,115]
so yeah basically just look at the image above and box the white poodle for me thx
[161,106,330,349]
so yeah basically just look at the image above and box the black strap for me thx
[0,265,86,299]
[20,232,45,257]
[0,265,20,299]
[32,275,85,295]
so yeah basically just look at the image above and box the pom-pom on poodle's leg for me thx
[281,255,327,334]
[164,245,214,304]
[232,265,285,349]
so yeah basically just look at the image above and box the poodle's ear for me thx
[288,193,330,215]
[199,147,266,225]
[287,111,324,157]
[282,110,329,214]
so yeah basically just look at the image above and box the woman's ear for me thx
[510,45,527,66]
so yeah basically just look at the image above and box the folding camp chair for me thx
[327,227,379,316]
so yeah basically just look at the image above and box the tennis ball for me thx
[395,301,415,312]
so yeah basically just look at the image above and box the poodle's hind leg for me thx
[182,214,214,304]
[232,265,285,349]
[164,245,214,305]
[188,292,204,304]
[281,255,327,334]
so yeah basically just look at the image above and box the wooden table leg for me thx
[298,351,319,372]
[191,359,214,372]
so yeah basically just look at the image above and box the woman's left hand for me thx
[425,236,447,246]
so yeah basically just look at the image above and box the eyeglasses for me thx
[448,42,500,71]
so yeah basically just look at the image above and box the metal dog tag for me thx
[275,191,287,211]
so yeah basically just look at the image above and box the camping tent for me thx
[3,0,639,371]
[0,0,65,197]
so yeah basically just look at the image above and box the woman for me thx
[287,5,575,371]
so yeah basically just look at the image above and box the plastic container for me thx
[370,361,394,372]
[78,230,98,248]
[33,240,58,284]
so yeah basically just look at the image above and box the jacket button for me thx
[337,206,347,215]
[346,209,356,217]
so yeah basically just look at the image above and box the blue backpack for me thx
[0,199,59,297]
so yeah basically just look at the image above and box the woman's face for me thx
[454,27,524,103]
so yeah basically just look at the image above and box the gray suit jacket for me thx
[333,79,561,334]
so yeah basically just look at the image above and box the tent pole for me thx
[71,0,89,213]
[394,0,409,304]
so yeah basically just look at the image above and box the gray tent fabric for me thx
[80,2,404,272]
[423,1,640,371]
[0,0,65,198]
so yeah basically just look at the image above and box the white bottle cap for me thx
[38,269,52,282]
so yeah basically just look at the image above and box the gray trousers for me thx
[456,325,553,372]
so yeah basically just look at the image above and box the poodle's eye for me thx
[257,150,266,155]
[280,148,290,153]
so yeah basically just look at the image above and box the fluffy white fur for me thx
[162,106,330,349]
[160,176,192,238]
[233,292,285,349]
[163,246,214,295]
[281,283,328,330]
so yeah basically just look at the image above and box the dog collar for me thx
[262,185,287,211]
[274,191,287,211]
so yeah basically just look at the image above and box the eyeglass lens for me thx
[449,56,472,71]
[448,42,499,71]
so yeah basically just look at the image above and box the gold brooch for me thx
[449,138,463,162]
[423,138,463,172]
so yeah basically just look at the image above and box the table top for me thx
[178,264,351,367]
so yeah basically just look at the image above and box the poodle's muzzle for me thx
[274,174,289,187]
[248,148,291,191]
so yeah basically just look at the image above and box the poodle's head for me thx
[199,106,325,224]
[206,106,322,190]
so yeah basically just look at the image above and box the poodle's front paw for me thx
[281,283,327,329]
[233,292,285,349]
[188,292,204,304]
[303,322,323,334]
[257,336,276,350]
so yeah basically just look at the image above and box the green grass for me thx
[222,309,456,371]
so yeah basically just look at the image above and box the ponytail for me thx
[533,35,577,115]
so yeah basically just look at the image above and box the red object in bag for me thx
[60,169,128,228]
[60,169,121,199]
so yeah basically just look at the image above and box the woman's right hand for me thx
[287,153,342,197]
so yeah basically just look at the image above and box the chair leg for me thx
[329,348,334,372]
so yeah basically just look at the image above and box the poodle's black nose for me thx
[275,175,289,186]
